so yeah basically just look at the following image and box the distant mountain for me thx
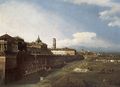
[69,46,120,53]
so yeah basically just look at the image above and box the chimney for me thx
[53,38,56,49]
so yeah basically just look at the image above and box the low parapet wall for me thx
[51,55,83,68]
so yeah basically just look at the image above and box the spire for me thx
[36,35,42,43]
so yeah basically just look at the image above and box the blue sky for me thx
[0,0,120,51]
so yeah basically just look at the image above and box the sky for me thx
[0,0,120,52]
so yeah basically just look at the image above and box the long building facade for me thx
[0,34,82,84]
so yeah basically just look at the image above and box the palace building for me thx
[0,34,81,84]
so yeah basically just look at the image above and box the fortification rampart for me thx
[1,51,83,84]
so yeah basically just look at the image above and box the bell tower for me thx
[53,38,56,49]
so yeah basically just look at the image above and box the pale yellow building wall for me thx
[0,56,6,84]
[51,50,76,55]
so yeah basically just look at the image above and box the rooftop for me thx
[0,34,16,42]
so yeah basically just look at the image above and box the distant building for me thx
[27,36,52,55]
[27,36,47,49]
[50,38,76,56]
[51,48,76,56]
[79,49,98,59]
[53,38,56,49]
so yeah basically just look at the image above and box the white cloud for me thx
[63,0,120,28]
[99,5,120,28]
[0,0,119,49]
[57,32,112,48]
[0,1,65,44]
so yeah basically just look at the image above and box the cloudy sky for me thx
[0,0,120,51]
